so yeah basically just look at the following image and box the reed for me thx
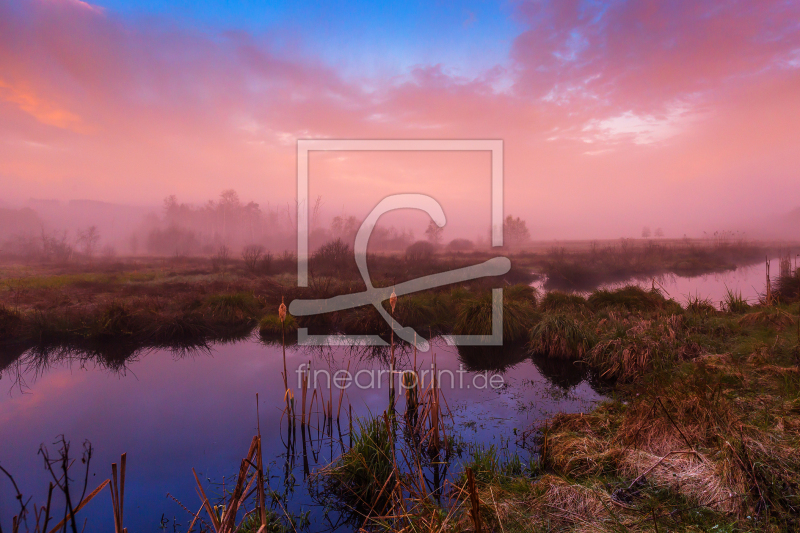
[0,438,113,533]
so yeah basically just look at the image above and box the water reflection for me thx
[0,337,603,531]
[532,261,770,306]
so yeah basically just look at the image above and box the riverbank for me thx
[408,286,800,532]
[0,240,785,359]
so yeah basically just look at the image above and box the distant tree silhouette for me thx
[504,216,530,247]
[424,220,443,243]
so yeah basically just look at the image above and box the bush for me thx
[311,239,351,274]
[405,240,436,262]
[242,244,265,273]
[446,238,474,252]
[146,225,199,256]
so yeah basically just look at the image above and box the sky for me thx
[1,0,799,239]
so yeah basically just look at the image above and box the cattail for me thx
[389,288,397,314]
[278,296,287,323]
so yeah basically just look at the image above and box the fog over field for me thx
[1,0,799,255]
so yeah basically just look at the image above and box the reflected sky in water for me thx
[533,262,770,307]
[0,338,603,531]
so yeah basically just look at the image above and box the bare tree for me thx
[242,244,265,273]
[424,220,443,244]
[212,244,230,272]
[42,229,73,263]
[655,227,664,238]
[77,226,100,257]
[641,226,652,239]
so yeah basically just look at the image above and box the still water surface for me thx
[0,338,603,530]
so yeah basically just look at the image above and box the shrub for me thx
[241,244,265,273]
[446,238,474,252]
[312,239,351,273]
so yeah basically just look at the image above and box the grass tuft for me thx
[588,285,675,312]
[529,313,596,358]
[453,285,536,343]
[321,415,394,516]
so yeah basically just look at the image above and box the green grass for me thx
[723,286,751,313]
[323,415,394,516]
[258,313,297,336]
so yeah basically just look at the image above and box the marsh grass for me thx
[538,291,589,314]
[259,313,297,337]
[774,270,800,303]
[686,292,719,315]
[586,314,691,381]
[529,313,596,358]
[587,285,677,312]
[722,286,750,313]
[200,292,263,324]
[453,284,536,343]
[320,415,395,516]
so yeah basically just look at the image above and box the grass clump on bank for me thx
[587,285,678,313]
[538,291,589,314]
[258,312,297,336]
[452,284,536,344]
[529,313,595,358]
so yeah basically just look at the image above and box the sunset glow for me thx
[1,0,799,237]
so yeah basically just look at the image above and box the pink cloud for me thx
[0,0,798,238]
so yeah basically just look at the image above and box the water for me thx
[0,338,604,531]
[532,261,770,307]
[0,262,776,529]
